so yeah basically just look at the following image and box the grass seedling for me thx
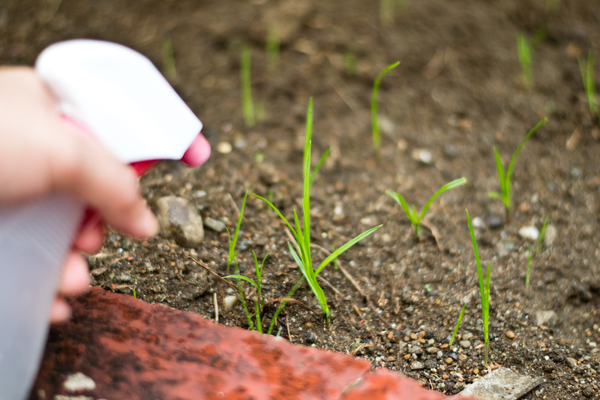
[371,61,400,153]
[579,52,599,119]
[537,214,549,254]
[266,26,280,72]
[449,304,467,347]
[241,43,255,127]
[489,118,547,217]
[225,251,269,333]
[386,177,467,237]
[526,246,533,288]
[467,210,491,366]
[162,37,177,81]
[253,98,381,330]
[225,191,254,330]
[516,33,533,89]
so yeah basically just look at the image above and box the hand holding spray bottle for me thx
[0,39,210,400]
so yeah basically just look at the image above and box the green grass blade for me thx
[161,37,177,81]
[224,275,259,290]
[371,61,400,151]
[316,225,382,275]
[506,118,547,188]
[309,148,331,187]
[488,192,502,200]
[537,215,549,254]
[492,148,506,197]
[267,278,305,335]
[385,190,418,226]
[251,193,297,238]
[288,242,327,316]
[266,25,280,72]
[241,43,255,127]
[466,210,485,299]
[449,304,467,346]
[417,177,467,222]
[230,190,248,263]
[516,33,533,89]
[254,299,262,333]
[303,99,313,259]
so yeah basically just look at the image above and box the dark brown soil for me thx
[3,0,600,398]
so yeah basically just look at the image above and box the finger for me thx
[182,133,211,167]
[49,120,159,238]
[59,252,90,295]
[74,220,104,254]
[50,298,71,323]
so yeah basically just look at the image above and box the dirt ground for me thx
[2,0,600,398]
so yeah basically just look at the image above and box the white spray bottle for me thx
[0,39,210,400]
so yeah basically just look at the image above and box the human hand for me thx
[0,66,162,322]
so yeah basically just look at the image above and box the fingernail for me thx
[140,208,160,237]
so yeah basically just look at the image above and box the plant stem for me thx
[267,278,304,335]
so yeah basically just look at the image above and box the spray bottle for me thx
[0,39,210,399]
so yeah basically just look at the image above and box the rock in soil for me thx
[203,217,226,233]
[155,196,204,248]
[518,226,540,241]
[224,295,238,310]
[459,367,542,400]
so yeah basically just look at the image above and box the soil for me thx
[2,0,600,398]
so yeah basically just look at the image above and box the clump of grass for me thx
[467,210,491,366]
[449,304,467,347]
[266,26,280,72]
[225,191,254,330]
[516,27,547,89]
[225,251,269,333]
[253,98,381,328]
[579,52,599,120]
[162,37,177,81]
[241,43,255,127]
[489,118,547,217]
[386,177,467,237]
[371,61,400,153]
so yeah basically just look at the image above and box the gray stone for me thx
[305,331,317,344]
[535,310,557,327]
[544,225,557,246]
[462,332,473,340]
[62,372,96,392]
[518,226,540,241]
[155,196,204,248]
[204,217,226,233]
[566,357,578,369]
[426,347,438,354]
[116,274,132,283]
[487,214,504,229]
[410,361,425,370]
[459,340,471,349]
[224,295,238,310]
[459,367,542,400]
[408,346,423,355]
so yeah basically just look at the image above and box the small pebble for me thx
[216,142,232,154]
[459,340,471,348]
[427,347,438,354]
[224,295,238,310]
[445,357,453,365]
[505,330,516,339]
[487,215,504,229]
[462,333,473,340]
[62,372,96,392]
[458,354,467,361]
[404,354,411,360]
[204,217,226,233]
[305,331,317,344]
[473,368,479,375]
[410,333,418,340]
[518,226,539,241]
[411,149,433,164]
[471,217,484,229]
[411,361,425,370]
[571,167,582,178]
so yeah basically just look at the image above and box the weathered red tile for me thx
[31,288,477,400]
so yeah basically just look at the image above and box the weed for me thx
[449,304,467,347]
[266,26,280,72]
[253,98,381,329]
[579,52,599,119]
[537,214,549,254]
[162,37,177,81]
[241,43,255,126]
[516,27,546,89]
[489,118,547,216]
[225,251,270,333]
[372,62,400,153]
[526,246,533,288]
[386,177,467,237]
[466,210,491,366]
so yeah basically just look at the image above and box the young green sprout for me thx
[266,26,280,72]
[467,210,491,366]
[579,52,599,119]
[225,251,270,333]
[516,33,533,89]
[537,214,549,254]
[372,61,400,153]
[253,98,381,329]
[449,304,467,347]
[162,37,177,81]
[240,43,255,127]
[386,177,467,237]
[525,246,533,288]
[225,191,254,330]
[489,118,547,217]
